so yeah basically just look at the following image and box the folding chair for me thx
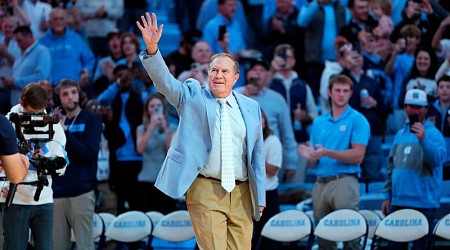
[359,209,382,248]
[370,209,429,250]
[427,212,450,250]
[258,210,314,250]
[145,211,164,227]
[150,210,197,250]
[144,211,164,247]
[105,211,152,249]
[359,210,382,239]
[314,209,368,249]
[305,210,315,226]
[97,212,116,243]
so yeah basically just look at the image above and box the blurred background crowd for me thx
[0,0,449,227]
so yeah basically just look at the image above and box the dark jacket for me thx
[304,2,347,63]
[269,77,309,142]
[53,110,102,197]
[105,88,143,164]
[342,69,388,136]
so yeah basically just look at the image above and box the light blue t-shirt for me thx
[322,5,337,62]
[393,53,415,109]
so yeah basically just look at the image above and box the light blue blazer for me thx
[140,50,266,220]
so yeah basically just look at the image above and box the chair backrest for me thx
[261,210,314,242]
[434,213,450,240]
[305,210,315,226]
[152,210,195,242]
[373,210,385,219]
[373,209,428,242]
[92,213,104,240]
[359,210,382,239]
[296,198,313,211]
[98,213,116,242]
[427,212,450,250]
[314,209,368,244]
[146,211,164,227]
[105,211,152,243]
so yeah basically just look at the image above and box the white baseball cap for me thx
[404,89,427,106]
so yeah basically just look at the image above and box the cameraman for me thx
[0,114,29,184]
[1,83,67,250]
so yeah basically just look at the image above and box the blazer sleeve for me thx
[140,50,201,109]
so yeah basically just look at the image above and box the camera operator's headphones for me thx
[53,78,86,110]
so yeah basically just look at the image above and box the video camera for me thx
[9,112,59,149]
[3,112,66,208]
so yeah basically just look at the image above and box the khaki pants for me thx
[53,190,96,250]
[313,176,360,250]
[186,177,253,250]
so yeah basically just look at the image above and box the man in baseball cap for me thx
[381,87,445,250]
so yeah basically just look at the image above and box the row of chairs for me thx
[260,208,450,250]
[77,210,197,250]
[79,208,449,249]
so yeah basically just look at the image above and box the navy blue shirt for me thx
[52,110,102,198]
[0,114,18,155]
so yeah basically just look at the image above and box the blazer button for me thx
[206,149,210,153]
[197,167,201,171]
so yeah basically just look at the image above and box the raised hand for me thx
[136,12,164,55]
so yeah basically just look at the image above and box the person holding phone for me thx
[135,93,177,214]
[202,0,247,54]
[381,88,445,250]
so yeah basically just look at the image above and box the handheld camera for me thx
[4,112,66,208]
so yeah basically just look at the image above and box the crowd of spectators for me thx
[0,0,450,248]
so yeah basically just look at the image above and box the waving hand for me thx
[136,12,164,55]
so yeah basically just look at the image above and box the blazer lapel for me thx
[203,87,217,145]
[233,92,254,154]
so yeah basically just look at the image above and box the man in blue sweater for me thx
[382,88,445,250]
[39,8,95,85]
[52,79,102,250]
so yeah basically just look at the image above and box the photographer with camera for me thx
[52,79,102,250]
[1,83,67,250]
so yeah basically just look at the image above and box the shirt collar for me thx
[217,93,237,109]
[327,105,353,122]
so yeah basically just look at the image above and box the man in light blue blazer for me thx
[137,13,266,250]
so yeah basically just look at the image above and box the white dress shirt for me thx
[201,93,248,181]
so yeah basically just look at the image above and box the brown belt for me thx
[197,174,246,185]
[317,174,357,184]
